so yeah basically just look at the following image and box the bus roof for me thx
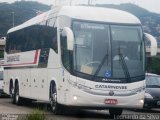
[8,6,141,34]
[58,6,141,24]
[8,10,51,33]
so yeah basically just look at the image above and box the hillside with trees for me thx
[96,3,160,44]
[0,1,160,74]
[96,3,160,74]
[0,1,50,37]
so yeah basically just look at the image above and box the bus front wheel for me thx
[49,83,62,115]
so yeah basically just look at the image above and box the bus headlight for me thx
[140,99,144,104]
[73,96,78,101]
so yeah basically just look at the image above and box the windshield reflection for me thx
[111,25,144,79]
[72,21,145,82]
[73,21,111,77]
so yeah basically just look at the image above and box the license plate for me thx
[157,101,160,105]
[105,99,118,105]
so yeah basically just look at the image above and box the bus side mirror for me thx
[61,27,74,51]
[144,33,157,56]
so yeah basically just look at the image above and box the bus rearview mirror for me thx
[61,27,74,51]
[144,33,157,56]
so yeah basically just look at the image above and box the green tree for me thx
[149,58,160,74]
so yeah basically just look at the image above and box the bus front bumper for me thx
[64,86,144,109]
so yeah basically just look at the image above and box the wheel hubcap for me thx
[16,92,19,102]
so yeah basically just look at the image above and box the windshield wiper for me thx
[92,53,109,80]
[119,53,131,83]
[92,46,109,80]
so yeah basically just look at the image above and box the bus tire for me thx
[109,108,123,118]
[14,82,24,105]
[10,81,15,104]
[49,82,62,115]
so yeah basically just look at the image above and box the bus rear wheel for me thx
[49,83,62,115]
[14,83,24,105]
[109,108,123,118]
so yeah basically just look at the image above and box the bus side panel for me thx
[30,68,48,101]
[29,48,61,102]
[3,69,10,95]
[19,69,31,98]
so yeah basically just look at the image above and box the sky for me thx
[0,0,160,13]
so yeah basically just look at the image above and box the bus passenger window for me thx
[52,36,57,53]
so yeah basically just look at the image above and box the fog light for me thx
[73,96,78,101]
[140,99,144,104]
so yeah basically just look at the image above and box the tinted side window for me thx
[6,19,58,54]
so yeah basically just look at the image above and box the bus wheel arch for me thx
[14,79,19,88]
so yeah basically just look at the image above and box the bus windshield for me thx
[72,21,145,83]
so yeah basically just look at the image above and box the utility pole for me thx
[88,0,90,5]
[88,0,93,5]
[12,12,15,27]
[70,0,72,5]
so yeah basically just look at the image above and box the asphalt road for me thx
[0,97,159,120]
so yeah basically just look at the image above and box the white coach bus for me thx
[3,6,157,116]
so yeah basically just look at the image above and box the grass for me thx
[20,109,46,120]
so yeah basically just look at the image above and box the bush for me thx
[151,58,160,74]
[147,57,160,74]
